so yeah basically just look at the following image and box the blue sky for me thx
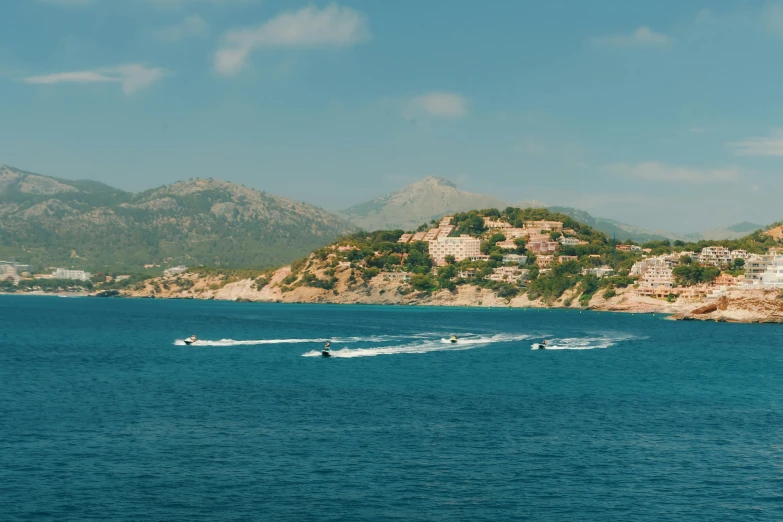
[2,0,783,232]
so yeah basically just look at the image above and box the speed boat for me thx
[184,335,197,345]
[449,335,458,344]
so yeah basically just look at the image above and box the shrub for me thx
[602,288,617,299]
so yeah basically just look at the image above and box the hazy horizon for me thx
[3,0,783,232]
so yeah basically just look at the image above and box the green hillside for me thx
[0,165,356,271]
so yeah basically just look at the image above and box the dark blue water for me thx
[1,296,782,521]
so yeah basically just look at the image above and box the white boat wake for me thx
[173,334,406,347]
[302,333,532,358]
[531,334,636,351]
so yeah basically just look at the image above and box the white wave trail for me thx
[303,333,531,358]
[173,334,405,347]
[531,334,635,351]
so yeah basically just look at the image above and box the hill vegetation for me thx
[0,165,355,271]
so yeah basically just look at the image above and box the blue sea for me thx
[1,295,782,521]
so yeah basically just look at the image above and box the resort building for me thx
[536,255,554,269]
[636,258,675,289]
[0,264,20,285]
[484,219,513,230]
[397,234,413,244]
[488,267,529,283]
[524,220,563,231]
[744,255,783,287]
[502,254,528,265]
[584,266,614,278]
[428,235,481,265]
[527,240,559,254]
[53,268,92,281]
[380,272,411,282]
[559,237,581,246]
[164,266,188,277]
[495,240,518,250]
[698,246,732,267]
[730,250,751,261]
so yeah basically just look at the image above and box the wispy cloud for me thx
[590,26,674,48]
[153,14,208,42]
[213,3,370,76]
[609,162,740,183]
[730,130,783,156]
[407,92,468,119]
[24,64,168,94]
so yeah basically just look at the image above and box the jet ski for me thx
[532,341,548,350]
[184,335,197,345]
[449,335,458,344]
[322,342,332,358]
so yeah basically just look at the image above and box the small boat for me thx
[449,335,458,344]
[184,335,197,345]
[322,342,332,358]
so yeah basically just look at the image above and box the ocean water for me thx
[1,296,782,521]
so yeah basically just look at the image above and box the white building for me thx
[164,265,188,277]
[584,266,614,278]
[559,237,581,246]
[698,246,732,267]
[428,235,481,264]
[744,255,783,287]
[730,250,751,261]
[0,264,20,285]
[488,267,529,283]
[380,272,411,282]
[503,254,528,265]
[634,258,674,288]
[53,268,92,281]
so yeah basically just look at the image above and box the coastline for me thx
[27,262,783,323]
[4,283,781,323]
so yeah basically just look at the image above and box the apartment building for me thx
[488,267,529,283]
[527,241,559,254]
[0,264,20,285]
[53,268,92,281]
[496,240,518,250]
[397,234,413,244]
[635,258,675,289]
[428,235,481,264]
[558,255,578,263]
[502,254,528,265]
[584,266,614,278]
[744,254,783,287]
[536,255,554,268]
[524,220,563,231]
[559,237,581,246]
[698,246,732,267]
[380,272,411,282]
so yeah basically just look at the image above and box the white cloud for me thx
[407,92,468,119]
[730,130,783,156]
[24,64,167,94]
[590,26,674,48]
[154,15,208,42]
[214,3,370,76]
[609,162,740,183]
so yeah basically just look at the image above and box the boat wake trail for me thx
[302,333,531,358]
[531,334,636,351]
[173,335,400,347]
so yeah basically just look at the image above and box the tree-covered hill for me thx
[0,165,356,271]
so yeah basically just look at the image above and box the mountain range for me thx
[0,165,354,270]
[342,177,764,242]
[0,164,769,271]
